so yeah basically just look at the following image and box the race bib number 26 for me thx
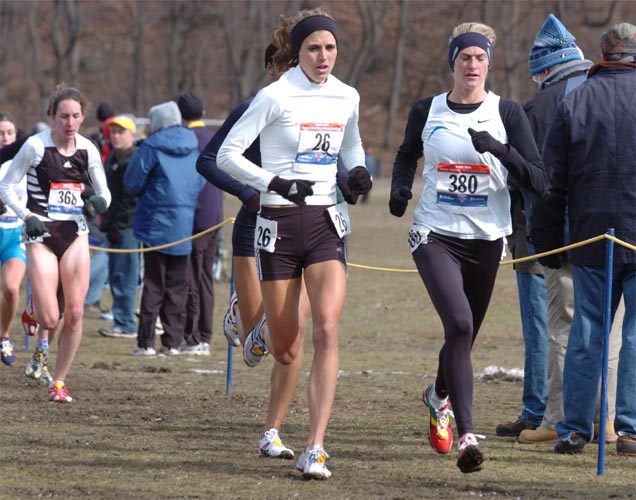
[255,215,278,253]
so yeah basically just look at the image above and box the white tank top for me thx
[410,91,512,249]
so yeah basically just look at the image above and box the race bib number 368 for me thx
[48,182,84,220]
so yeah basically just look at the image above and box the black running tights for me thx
[413,232,503,437]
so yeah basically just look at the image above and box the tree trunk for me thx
[385,0,409,150]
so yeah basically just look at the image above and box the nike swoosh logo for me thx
[477,119,493,123]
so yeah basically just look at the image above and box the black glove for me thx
[389,186,412,217]
[268,176,315,206]
[88,195,108,214]
[0,199,6,215]
[25,216,47,238]
[336,176,359,205]
[347,166,372,195]
[538,253,563,270]
[244,192,260,216]
[468,128,508,159]
[107,227,122,245]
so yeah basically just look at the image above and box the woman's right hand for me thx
[389,187,412,217]
[268,176,315,206]
[25,216,47,237]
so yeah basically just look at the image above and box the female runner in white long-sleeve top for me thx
[217,8,372,480]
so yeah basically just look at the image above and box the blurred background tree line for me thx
[1,0,634,173]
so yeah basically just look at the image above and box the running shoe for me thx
[159,347,181,356]
[457,433,483,473]
[25,347,53,385]
[99,326,136,338]
[180,342,211,356]
[243,315,268,367]
[133,347,156,356]
[423,383,454,454]
[22,295,39,336]
[223,292,241,347]
[48,380,73,403]
[0,337,16,366]
[295,445,331,479]
[259,428,294,459]
[99,310,114,321]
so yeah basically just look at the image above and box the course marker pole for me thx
[597,228,615,476]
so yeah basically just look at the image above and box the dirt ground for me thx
[1,180,634,499]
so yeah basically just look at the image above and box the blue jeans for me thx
[85,246,108,305]
[516,271,548,426]
[557,264,636,441]
[107,229,140,332]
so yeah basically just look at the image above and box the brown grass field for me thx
[1,179,634,499]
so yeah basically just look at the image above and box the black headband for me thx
[448,32,493,69]
[291,15,338,57]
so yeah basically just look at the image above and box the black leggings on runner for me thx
[413,231,503,436]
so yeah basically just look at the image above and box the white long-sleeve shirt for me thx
[217,65,365,206]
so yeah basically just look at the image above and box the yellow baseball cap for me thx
[108,115,137,134]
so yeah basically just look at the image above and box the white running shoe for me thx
[133,347,156,356]
[259,428,294,459]
[296,445,331,479]
[180,342,211,356]
[457,433,484,473]
[223,292,241,347]
[243,315,268,367]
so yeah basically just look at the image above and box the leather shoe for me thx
[616,435,636,456]
[495,418,536,437]
[518,426,557,444]
[555,433,586,454]
[593,420,618,444]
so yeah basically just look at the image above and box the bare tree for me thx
[385,0,409,150]
[51,0,81,86]
[345,0,391,88]
[130,0,145,115]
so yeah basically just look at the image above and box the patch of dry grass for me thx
[1,179,634,499]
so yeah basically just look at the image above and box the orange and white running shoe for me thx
[48,380,73,403]
[423,383,454,454]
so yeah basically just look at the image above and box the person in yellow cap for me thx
[98,115,141,339]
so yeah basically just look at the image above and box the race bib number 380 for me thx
[48,182,84,220]
[436,163,490,212]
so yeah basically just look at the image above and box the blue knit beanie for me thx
[528,14,582,74]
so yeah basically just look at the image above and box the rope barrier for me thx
[89,223,635,270]
[88,218,236,253]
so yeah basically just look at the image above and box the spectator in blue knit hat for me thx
[530,22,636,456]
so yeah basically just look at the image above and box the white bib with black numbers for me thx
[435,163,491,213]
[255,215,277,253]
[327,202,351,238]
[293,122,344,174]
[47,182,84,221]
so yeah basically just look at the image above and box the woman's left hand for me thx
[347,166,372,195]
[468,128,508,159]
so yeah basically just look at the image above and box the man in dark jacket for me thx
[98,115,140,338]
[177,92,223,355]
[531,23,636,456]
[124,101,204,356]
